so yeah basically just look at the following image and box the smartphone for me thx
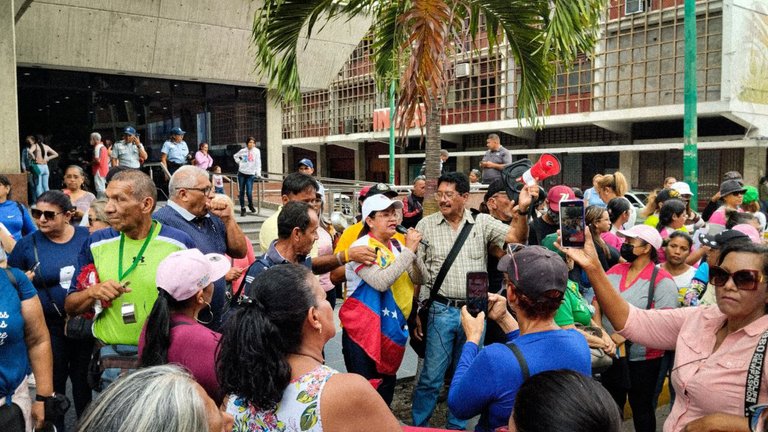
[30,262,41,273]
[559,199,586,248]
[466,272,489,317]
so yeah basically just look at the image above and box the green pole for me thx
[683,0,698,209]
[389,81,396,185]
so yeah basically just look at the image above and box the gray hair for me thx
[111,170,157,210]
[76,365,209,432]
[90,132,102,142]
[487,133,500,141]
[169,165,209,197]
[89,198,109,224]
[413,176,426,184]
[440,149,449,157]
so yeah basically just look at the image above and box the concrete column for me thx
[317,145,327,177]
[619,151,640,189]
[743,145,766,186]
[456,156,469,176]
[266,91,283,176]
[0,0,19,173]
[399,158,409,185]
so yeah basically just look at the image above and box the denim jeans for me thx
[653,351,675,409]
[341,330,397,406]
[35,164,49,198]
[237,172,254,209]
[411,301,469,430]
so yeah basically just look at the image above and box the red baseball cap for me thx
[547,185,576,212]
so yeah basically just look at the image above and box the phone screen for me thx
[466,272,489,317]
[559,199,586,248]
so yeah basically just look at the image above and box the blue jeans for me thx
[412,301,469,430]
[237,172,254,209]
[35,164,49,198]
[341,330,396,406]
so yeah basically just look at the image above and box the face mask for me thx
[546,208,559,221]
[620,243,639,262]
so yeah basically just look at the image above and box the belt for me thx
[433,295,467,308]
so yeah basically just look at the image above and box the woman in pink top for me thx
[563,230,768,432]
[139,249,231,404]
[604,197,631,249]
[708,180,746,236]
[194,142,214,170]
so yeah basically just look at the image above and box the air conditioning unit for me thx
[455,63,471,78]
[625,0,645,14]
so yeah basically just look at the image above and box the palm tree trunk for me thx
[422,100,441,216]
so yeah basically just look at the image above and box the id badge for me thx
[121,303,136,324]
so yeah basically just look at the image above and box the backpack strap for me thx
[646,265,660,310]
[505,342,530,381]
[231,255,272,302]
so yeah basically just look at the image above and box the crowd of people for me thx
[3,129,768,432]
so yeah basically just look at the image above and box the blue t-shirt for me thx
[0,200,37,241]
[448,329,591,432]
[9,227,90,328]
[0,268,38,398]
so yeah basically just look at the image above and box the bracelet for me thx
[344,249,350,263]
[336,252,343,266]
[517,208,529,215]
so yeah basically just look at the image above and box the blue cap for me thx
[123,126,136,136]
[170,127,186,135]
[298,158,314,169]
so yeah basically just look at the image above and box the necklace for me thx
[292,352,325,364]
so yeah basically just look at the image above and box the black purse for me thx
[408,222,474,358]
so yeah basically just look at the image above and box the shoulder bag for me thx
[408,222,474,358]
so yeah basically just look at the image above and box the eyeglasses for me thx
[709,266,764,291]
[183,186,213,195]
[732,191,746,196]
[749,403,768,432]
[435,191,460,200]
[31,209,63,220]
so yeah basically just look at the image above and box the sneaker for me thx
[240,208,246,217]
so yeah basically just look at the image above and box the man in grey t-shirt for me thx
[480,133,512,184]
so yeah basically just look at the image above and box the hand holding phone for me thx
[30,262,41,273]
[466,272,489,317]
[559,199,586,249]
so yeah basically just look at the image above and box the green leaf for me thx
[300,402,319,430]
[296,390,315,404]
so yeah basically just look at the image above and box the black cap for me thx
[484,179,508,202]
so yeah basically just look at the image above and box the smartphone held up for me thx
[559,199,586,249]
[466,272,489,317]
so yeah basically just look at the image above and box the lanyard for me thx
[118,221,156,281]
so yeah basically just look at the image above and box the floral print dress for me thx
[227,364,338,432]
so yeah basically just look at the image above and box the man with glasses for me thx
[411,172,534,430]
[153,165,248,330]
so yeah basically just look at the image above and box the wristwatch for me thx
[35,393,54,402]
[516,208,529,215]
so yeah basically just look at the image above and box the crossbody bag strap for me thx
[646,265,660,310]
[428,221,474,302]
[3,268,19,300]
[745,329,768,416]
[505,342,530,381]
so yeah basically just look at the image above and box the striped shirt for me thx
[415,210,508,299]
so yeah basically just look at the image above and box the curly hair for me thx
[216,264,317,410]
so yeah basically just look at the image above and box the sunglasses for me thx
[749,404,768,432]
[30,209,63,220]
[709,266,764,291]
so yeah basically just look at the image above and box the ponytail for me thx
[140,289,176,367]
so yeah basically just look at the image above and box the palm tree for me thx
[252,0,606,212]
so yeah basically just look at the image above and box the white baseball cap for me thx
[670,181,692,197]
[362,194,403,221]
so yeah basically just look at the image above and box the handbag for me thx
[578,325,614,374]
[87,342,140,391]
[408,222,474,358]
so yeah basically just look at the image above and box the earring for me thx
[317,325,322,335]
[196,301,213,325]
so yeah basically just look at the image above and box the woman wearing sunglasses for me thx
[708,180,747,236]
[563,229,768,432]
[8,190,92,429]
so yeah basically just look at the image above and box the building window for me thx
[626,0,647,15]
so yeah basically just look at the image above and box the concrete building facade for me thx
[281,0,768,199]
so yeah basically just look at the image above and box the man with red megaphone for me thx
[480,133,513,185]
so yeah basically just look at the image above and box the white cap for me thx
[362,194,403,221]
[670,181,692,197]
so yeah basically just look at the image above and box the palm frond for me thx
[252,0,375,102]
[371,1,409,92]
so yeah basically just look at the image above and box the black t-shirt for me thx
[528,216,559,246]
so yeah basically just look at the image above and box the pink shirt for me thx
[195,151,213,170]
[618,306,768,432]
[601,231,623,250]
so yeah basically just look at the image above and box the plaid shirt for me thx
[415,209,508,299]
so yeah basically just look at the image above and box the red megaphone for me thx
[518,154,560,185]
